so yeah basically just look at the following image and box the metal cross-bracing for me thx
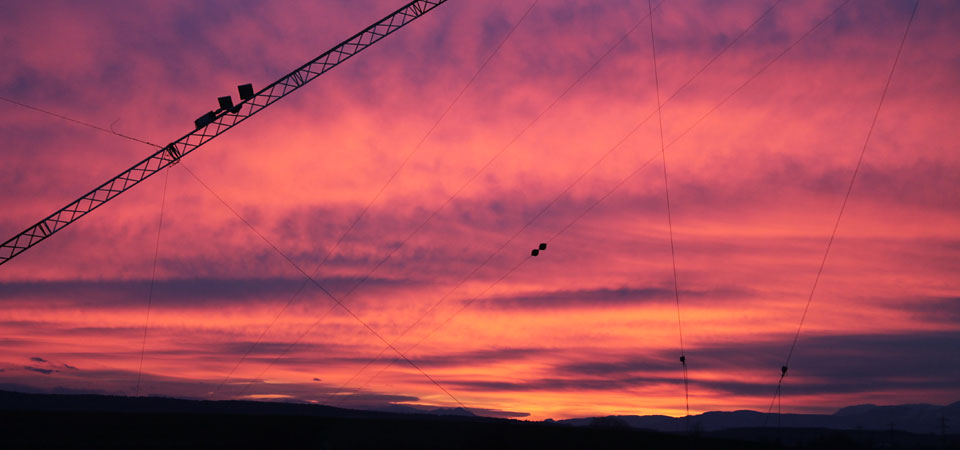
[0,147,181,265]
[0,0,449,266]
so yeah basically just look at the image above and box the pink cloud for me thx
[1,0,958,420]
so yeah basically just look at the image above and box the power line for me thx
[784,0,918,371]
[0,96,162,148]
[341,150,669,401]
[331,0,789,403]
[339,0,834,404]
[1,0,455,268]
[313,0,669,318]
[5,0,878,417]
[646,0,689,424]
[0,2,471,409]
[0,93,173,397]
[238,0,669,398]
[339,254,534,406]
[343,146,665,404]
[177,162,470,412]
[766,0,919,424]
[134,168,171,396]
[213,0,540,396]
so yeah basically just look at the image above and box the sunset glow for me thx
[1,0,957,421]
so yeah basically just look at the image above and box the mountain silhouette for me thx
[1,389,958,449]
[0,390,778,449]
[558,401,960,435]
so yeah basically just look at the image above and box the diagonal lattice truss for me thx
[0,0,449,267]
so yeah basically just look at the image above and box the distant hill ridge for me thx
[557,401,960,435]
[1,389,956,435]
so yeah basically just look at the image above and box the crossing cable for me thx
[212,0,540,396]
[135,168,171,396]
[0,96,163,149]
[0,92,470,406]
[177,162,470,412]
[646,0,690,423]
[344,148,693,402]
[341,0,844,403]
[0,95,171,396]
[339,253,534,406]
[234,0,669,397]
[4,0,845,413]
[764,0,919,427]
[0,96,179,396]
[330,0,788,404]
[3,0,818,413]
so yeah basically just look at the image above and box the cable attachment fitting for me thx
[780,365,788,377]
[680,355,686,364]
[163,143,182,165]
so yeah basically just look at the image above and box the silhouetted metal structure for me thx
[0,0,449,266]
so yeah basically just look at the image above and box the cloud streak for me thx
[0,0,958,421]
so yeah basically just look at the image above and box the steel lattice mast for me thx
[0,0,449,266]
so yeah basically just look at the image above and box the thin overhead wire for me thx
[343,148,674,401]
[134,168,171,396]
[339,254,534,406]
[764,369,785,426]
[343,147,663,403]
[310,0,669,317]
[213,0,540,395]
[766,0,919,425]
[340,0,836,403]
[331,0,788,402]
[237,0,669,396]
[778,383,783,430]
[783,0,919,371]
[646,0,690,423]
[178,162,470,412]
[0,95,162,148]
[4,0,881,418]
[0,92,172,397]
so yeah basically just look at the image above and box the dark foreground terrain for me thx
[1,391,956,449]
[1,410,758,450]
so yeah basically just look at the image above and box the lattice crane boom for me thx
[0,0,449,267]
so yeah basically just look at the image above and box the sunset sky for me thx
[0,0,957,421]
